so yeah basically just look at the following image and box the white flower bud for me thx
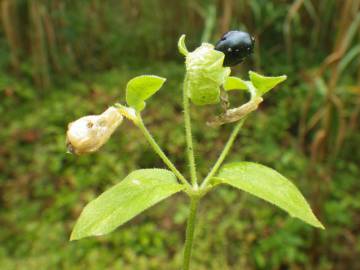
[66,107,123,155]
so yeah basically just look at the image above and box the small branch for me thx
[137,115,191,188]
[201,118,246,189]
[183,76,199,187]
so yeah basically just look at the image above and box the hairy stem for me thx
[183,76,198,187]
[183,197,199,270]
[137,115,190,187]
[201,118,246,188]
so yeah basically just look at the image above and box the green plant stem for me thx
[200,118,246,189]
[137,115,190,188]
[183,197,199,270]
[183,76,198,187]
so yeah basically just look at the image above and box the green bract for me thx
[126,75,166,111]
[224,72,287,97]
[207,71,287,126]
[249,71,287,96]
[224,76,248,91]
[185,43,230,105]
[178,34,189,56]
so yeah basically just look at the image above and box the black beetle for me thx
[215,31,255,67]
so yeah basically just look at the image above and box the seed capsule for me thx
[185,43,230,105]
[215,31,255,67]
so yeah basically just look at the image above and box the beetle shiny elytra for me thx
[215,31,255,67]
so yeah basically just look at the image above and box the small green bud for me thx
[66,107,123,155]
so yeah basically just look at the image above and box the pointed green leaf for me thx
[178,34,189,56]
[216,162,324,229]
[249,71,287,95]
[126,75,166,111]
[224,76,248,91]
[71,169,184,240]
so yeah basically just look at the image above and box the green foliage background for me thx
[0,0,359,269]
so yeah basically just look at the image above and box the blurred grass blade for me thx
[201,5,216,42]
[339,45,360,75]
[71,169,184,240]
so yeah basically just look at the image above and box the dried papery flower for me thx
[66,107,123,155]
[206,96,263,127]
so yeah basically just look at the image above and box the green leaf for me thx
[126,75,166,111]
[178,34,189,56]
[249,71,287,95]
[224,76,248,91]
[71,169,184,240]
[216,162,324,229]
